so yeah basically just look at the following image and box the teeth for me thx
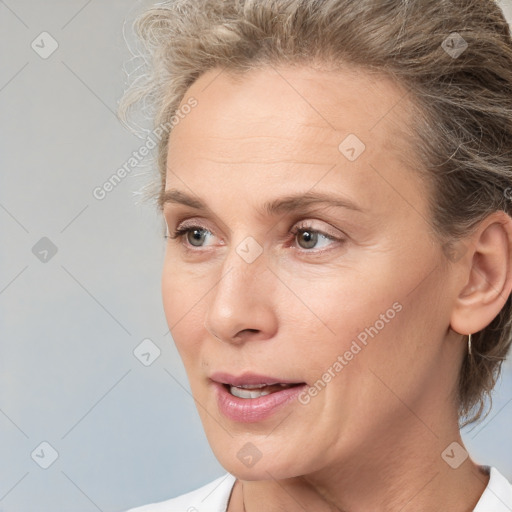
[230,386,272,398]
[237,384,276,389]
[229,383,296,389]
[228,383,299,399]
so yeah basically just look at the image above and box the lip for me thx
[209,371,304,387]
[209,373,307,423]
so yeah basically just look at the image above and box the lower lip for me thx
[212,381,307,423]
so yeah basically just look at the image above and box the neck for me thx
[234,412,489,512]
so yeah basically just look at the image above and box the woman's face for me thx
[161,64,462,480]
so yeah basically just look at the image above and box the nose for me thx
[203,242,278,345]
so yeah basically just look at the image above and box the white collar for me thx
[125,465,512,511]
[473,466,512,511]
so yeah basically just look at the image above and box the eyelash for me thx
[164,222,343,254]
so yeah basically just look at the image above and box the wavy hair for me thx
[118,0,512,427]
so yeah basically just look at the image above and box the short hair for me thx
[118,0,512,427]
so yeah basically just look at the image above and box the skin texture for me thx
[161,64,512,511]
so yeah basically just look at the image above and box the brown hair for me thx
[117,0,512,427]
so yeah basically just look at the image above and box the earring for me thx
[468,333,472,356]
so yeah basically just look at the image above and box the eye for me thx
[165,224,214,248]
[289,223,341,251]
[165,220,344,253]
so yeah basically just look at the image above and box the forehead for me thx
[169,63,417,164]
[164,64,426,221]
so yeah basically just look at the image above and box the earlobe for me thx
[449,210,512,337]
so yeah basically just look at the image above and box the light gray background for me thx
[1,1,511,511]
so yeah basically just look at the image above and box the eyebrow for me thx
[160,189,367,217]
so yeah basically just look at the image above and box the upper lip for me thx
[209,372,305,387]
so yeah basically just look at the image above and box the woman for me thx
[118,0,512,510]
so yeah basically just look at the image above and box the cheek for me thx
[290,270,401,351]
[161,270,182,329]
[162,255,202,321]
[161,260,207,355]
[288,265,416,403]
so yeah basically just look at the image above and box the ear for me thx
[450,210,512,337]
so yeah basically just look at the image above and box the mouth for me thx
[209,372,308,422]
[223,382,304,399]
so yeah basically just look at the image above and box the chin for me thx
[222,458,299,481]
[208,440,308,481]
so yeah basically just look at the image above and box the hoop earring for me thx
[468,333,472,356]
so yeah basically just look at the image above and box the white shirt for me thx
[125,466,512,512]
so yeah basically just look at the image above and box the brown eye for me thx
[296,229,319,250]
[290,224,340,252]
